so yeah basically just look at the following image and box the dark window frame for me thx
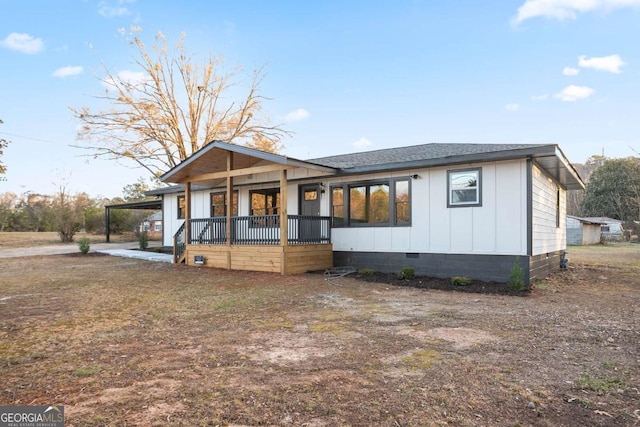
[210,190,239,217]
[177,195,186,219]
[331,177,411,228]
[447,167,482,208]
[249,188,281,228]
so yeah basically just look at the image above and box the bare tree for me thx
[71,27,289,177]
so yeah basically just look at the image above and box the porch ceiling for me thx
[165,147,271,185]
[160,141,336,185]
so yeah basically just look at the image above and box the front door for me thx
[299,184,321,242]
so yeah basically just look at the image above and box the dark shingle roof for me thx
[306,143,544,170]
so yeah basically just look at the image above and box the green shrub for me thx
[508,257,525,291]
[451,276,471,286]
[358,268,375,276]
[397,267,416,280]
[77,237,90,254]
[138,231,149,250]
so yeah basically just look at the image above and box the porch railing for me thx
[185,215,331,246]
[173,222,186,263]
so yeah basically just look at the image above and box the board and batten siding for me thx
[329,159,528,255]
[531,162,566,256]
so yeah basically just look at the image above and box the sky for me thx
[1,0,639,198]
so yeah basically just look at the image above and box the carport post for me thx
[105,206,111,243]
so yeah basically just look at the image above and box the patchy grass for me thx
[577,372,628,393]
[72,366,100,377]
[567,242,640,271]
[0,231,141,248]
[0,244,639,425]
[400,349,440,370]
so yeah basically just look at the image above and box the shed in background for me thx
[567,215,604,245]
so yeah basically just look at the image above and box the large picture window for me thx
[447,168,482,207]
[250,188,280,227]
[331,178,410,227]
[211,191,238,217]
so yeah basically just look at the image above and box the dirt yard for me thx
[0,244,638,426]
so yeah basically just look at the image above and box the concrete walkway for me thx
[96,248,173,263]
[0,241,173,263]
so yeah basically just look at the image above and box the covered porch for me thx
[162,141,335,274]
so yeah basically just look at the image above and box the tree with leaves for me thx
[581,157,640,221]
[0,119,9,175]
[72,27,288,177]
[122,176,158,202]
[567,154,608,216]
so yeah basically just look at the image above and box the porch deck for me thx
[175,215,333,274]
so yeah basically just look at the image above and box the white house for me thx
[147,141,584,284]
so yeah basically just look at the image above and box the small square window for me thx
[448,168,482,207]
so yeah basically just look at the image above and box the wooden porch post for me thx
[280,169,288,274]
[226,152,233,270]
[184,181,191,246]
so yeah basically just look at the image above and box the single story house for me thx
[146,141,584,284]
[566,215,604,245]
[139,211,163,236]
[580,217,623,241]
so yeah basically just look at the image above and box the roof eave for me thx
[160,140,336,183]
[334,145,557,174]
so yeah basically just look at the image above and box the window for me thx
[448,168,481,207]
[331,187,345,227]
[556,187,560,228]
[350,184,389,224]
[395,180,410,224]
[154,222,162,232]
[250,188,280,215]
[250,188,280,227]
[210,191,238,217]
[331,178,410,227]
[177,195,186,219]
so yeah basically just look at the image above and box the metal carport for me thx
[104,199,162,242]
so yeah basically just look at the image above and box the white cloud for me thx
[53,66,84,78]
[102,70,148,90]
[98,1,132,17]
[531,94,549,101]
[284,108,310,122]
[0,32,43,54]
[578,54,625,73]
[505,103,520,112]
[512,0,640,25]
[554,85,595,102]
[563,66,580,76]
[353,137,373,149]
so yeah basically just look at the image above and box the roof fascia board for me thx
[160,140,336,183]
[553,145,586,190]
[334,145,557,175]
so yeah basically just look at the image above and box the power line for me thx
[0,131,56,144]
